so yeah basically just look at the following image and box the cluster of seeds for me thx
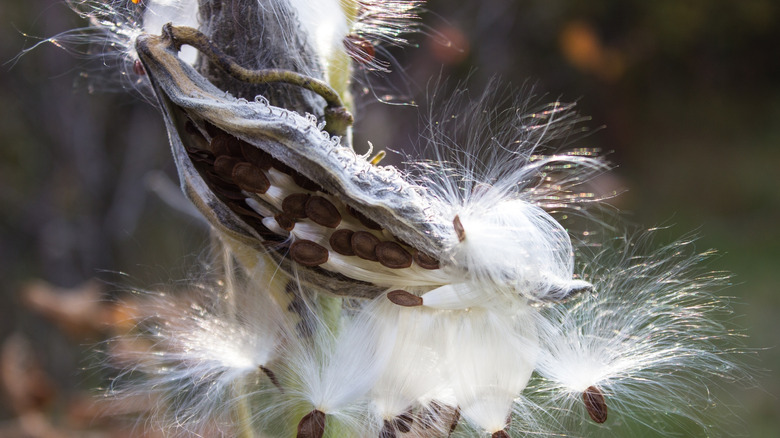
[184,121,447,299]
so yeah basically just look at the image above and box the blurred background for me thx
[1,0,778,436]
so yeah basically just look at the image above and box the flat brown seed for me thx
[376,241,413,269]
[351,231,380,261]
[213,156,241,179]
[379,420,396,438]
[413,250,440,270]
[306,196,342,228]
[297,409,326,438]
[291,170,323,192]
[275,214,295,232]
[232,162,270,193]
[453,215,466,242]
[393,412,413,433]
[347,205,382,230]
[582,385,608,424]
[491,431,510,438]
[282,193,311,219]
[387,290,423,307]
[449,408,461,435]
[259,365,283,392]
[290,240,329,267]
[329,229,355,256]
[210,132,242,157]
[240,142,273,170]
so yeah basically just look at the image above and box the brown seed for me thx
[305,196,342,228]
[214,156,241,179]
[133,59,146,75]
[282,193,311,219]
[351,231,380,261]
[420,401,443,429]
[491,431,509,438]
[210,132,242,157]
[375,242,412,269]
[347,205,382,230]
[275,214,295,232]
[387,290,422,307]
[291,169,323,192]
[453,215,466,242]
[203,121,221,138]
[297,409,326,438]
[225,200,263,219]
[240,142,273,170]
[413,250,440,270]
[379,420,396,438]
[270,156,292,174]
[329,229,355,256]
[582,385,608,424]
[259,365,283,392]
[449,408,461,435]
[232,162,270,193]
[393,412,413,433]
[290,240,328,267]
[344,34,376,64]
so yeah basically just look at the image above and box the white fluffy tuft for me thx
[531,234,748,435]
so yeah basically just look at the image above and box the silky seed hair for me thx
[37,0,751,436]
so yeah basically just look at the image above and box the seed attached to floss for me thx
[347,205,382,230]
[290,240,329,267]
[213,156,241,179]
[413,250,440,270]
[240,142,273,170]
[491,431,510,438]
[453,215,466,242]
[297,409,326,438]
[282,193,311,219]
[329,229,355,256]
[387,290,423,307]
[132,59,145,75]
[393,412,413,433]
[351,231,381,261]
[259,365,283,392]
[274,214,295,232]
[582,385,608,424]
[232,162,270,193]
[379,420,396,438]
[305,196,342,228]
[344,34,376,64]
[290,169,322,192]
[210,132,242,157]
[375,241,413,269]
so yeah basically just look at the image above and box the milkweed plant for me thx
[38,0,748,437]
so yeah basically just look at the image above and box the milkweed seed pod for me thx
[41,1,748,437]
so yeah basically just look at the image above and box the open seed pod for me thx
[134,26,458,300]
